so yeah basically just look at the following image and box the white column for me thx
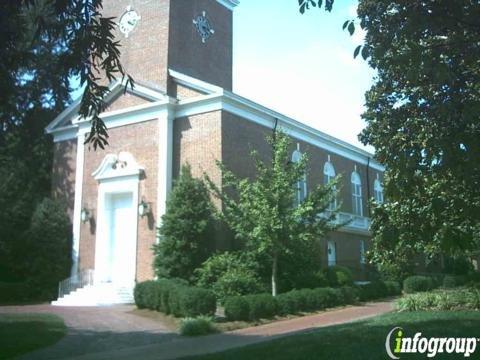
[71,131,85,278]
[156,109,173,241]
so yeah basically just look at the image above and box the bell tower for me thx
[101,0,238,94]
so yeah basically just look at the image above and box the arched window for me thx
[351,171,363,216]
[374,178,384,204]
[323,161,336,211]
[292,150,307,206]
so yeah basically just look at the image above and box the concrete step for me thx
[52,283,134,306]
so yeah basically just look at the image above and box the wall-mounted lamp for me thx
[138,200,151,218]
[80,208,90,223]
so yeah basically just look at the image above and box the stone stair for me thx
[51,283,134,306]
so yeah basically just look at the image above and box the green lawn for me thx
[0,313,67,359]
[187,312,480,360]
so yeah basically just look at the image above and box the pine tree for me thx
[153,164,214,282]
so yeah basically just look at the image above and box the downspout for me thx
[366,156,371,217]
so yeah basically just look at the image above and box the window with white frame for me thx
[292,149,307,206]
[374,178,384,204]
[323,161,337,211]
[360,240,366,264]
[327,240,336,266]
[351,171,363,216]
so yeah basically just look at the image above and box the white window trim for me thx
[351,171,363,217]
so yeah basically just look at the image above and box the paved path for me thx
[67,300,395,360]
[0,304,178,359]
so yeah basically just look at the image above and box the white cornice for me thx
[169,69,223,95]
[176,93,384,171]
[215,0,239,11]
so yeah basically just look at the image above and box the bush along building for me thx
[46,0,384,305]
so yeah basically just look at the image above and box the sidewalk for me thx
[69,300,394,360]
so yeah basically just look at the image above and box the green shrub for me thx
[195,252,264,304]
[324,266,353,287]
[134,279,216,317]
[396,288,480,312]
[244,294,277,320]
[339,286,359,304]
[179,316,217,336]
[467,272,480,284]
[384,281,402,296]
[224,296,250,321]
[443,275,466,288]
[403,275,435,294]
[179,287,217,317]
[0,282,29,304]
[311,287,337,309]
[276,291,300,315]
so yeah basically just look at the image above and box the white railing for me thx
[321,211,371,233]
[58,269,94,299]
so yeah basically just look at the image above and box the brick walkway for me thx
[66,300,395,360]
[0,304,178,359]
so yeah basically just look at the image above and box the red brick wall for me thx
[101,0,232,99]
[221,110,381,269]
[105,93,150,113]
[51,139,77,222]
[102,0,171,91]
[79,120,159,281]
[168,0,233,91]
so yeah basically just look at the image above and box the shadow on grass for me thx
[0,313,66,360]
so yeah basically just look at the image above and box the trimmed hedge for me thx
[244,294,277,320]
[357,280,401,301]
[403,275,435,294]
[224,296,250,321]
[225,286,364,321]
[323,266,353,287]
[134,279,216,317]
[443,275,467,288]
[224,280,399,322]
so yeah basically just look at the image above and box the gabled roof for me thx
[45,80,167,135]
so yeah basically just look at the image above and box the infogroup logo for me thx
[385,327,479,359]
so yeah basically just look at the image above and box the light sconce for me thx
[80,208,90,223]
[138,200,151,218]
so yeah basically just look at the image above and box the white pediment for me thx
[92,152,144,181]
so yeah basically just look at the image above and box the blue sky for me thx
[232,0,375,151]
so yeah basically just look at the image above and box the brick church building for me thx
[46,0,384,305]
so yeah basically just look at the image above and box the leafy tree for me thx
[354,1,480,267]
[206,131,340,296]
[153,164,215,282]
[1,0,131,149]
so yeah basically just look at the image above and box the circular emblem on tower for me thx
[118,5,141,38]
[193,11,215,43]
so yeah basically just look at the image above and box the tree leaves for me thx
[359,0,480,262]
[298,0,334,14]
[205,131,340,295]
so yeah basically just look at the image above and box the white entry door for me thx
[104,192,136,284]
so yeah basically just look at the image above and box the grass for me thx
[185,311,480,360]
[0,313,67,359]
